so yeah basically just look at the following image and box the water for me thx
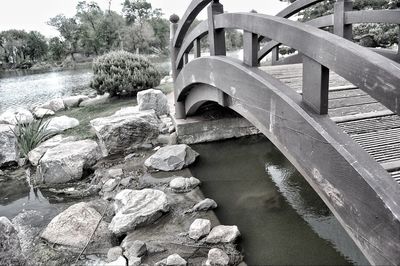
[0,68,94,113]
[190,136,369,266]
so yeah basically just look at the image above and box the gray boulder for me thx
[0,108,34,125]
[32,107,55,119]
[170,176,201,193]
[40,98,65,112]
[109,189,169,234]
[41,202,114,253]
[0,124,19,168]
[0,217,26,265]
[155,254,187,266]
[205,248,230,266]
[107,246,123,262]
[205,225,240,244]
[63,95,89,108]
[189,198,218,212]
[145,144,199,171]
[90,109,160,156]
[121,239,147,258]
[37,139,102,184]
[137,89,170,116]
[28,135,76,166]
[189,219,211,241]
[106,256,128,266]
[46,115,79,133]
[80,93,110,107]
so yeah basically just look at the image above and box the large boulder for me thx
[0,217,26,265]
[137,89,169,116]
[27,135,76,166]
[109,189,169,234]
[0,124,19,168]
[41,202,114,253]
[39,98,65,112]
[188,219,211,241]
[145,144,199,171]
[205,248,230,266]
[205,225,240,244]
[63,95,89,108]
[169,177,201,193]
[0,108,34,125]
[90,109,160,156]
[37,139,102,184]
[46,115,79,133]
[80,93,110,107]
[32,107,55,119]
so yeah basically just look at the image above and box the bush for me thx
[91,51,161,96]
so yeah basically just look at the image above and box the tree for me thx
[76,1,103,55]
[48,15,80,60]
[48,37,66,61]
[26,31,48,62]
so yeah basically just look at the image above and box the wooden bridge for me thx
[169,0,400,265]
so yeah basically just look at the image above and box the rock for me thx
[27,135,76,166]
[32,107,55,119]
[102,178,119,192]
[107,246,123,262]
[90,109,160,156]
[40,98,65,112]
[46,115,79,133]
[167,254,187,266]
[170,177,201,193]
[0,124,19,168]
[106,256,127,266]
[41,202,114,253]
[127,257,141,266]
[144,144,199,171]
[122,239,147,258]
[63,95,89,108]
[0,108,34,124]
[0,217,26,265]
[109,189,169,234]
[80,93,110,107]
[108,168,124,178]
[189,219,211,241]
[189,198,218,212]
[37,139,102,184]
[137,89,169,116]
[205,225,240,244]
[205,248,230,266]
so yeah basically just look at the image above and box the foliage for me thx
[48,37,66,62]
[91,50,161,96]
[10,117,55,158]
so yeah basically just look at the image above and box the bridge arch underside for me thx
[176,56,400,265]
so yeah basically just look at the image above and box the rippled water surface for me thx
[190,136,369,266]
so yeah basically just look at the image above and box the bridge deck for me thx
[261,64,400,183]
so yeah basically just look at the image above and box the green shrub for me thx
[91,51,161,97]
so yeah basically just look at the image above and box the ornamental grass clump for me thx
[91,51,161,97]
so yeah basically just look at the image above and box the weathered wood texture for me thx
[175,57,400,265]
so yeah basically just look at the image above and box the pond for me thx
[190,136,369,266]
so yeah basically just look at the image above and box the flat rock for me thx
[155,254,187,266]
[27,135,76,166]
[205,248,230,266]
[0,124,19,168]
[189,198,218,212]
[144,144,199,171]
[0,108,34,125]
[137,89,169,116]
[46,115,79,133]
[0,216,26,265]
[102,178,119,192]
[80,93,110,107]
[32,107,55,119]
[170,177,201,193]
[205,225,240,244]
[107,246,123,262]
[189,219,211,241]
[63,95,89,108]
[37,139,102,184]
[41,202,114,253]
[106,256,127,266]
[122,239,147,258]
[40,98,65,112]
[90,109,160,156]
[109,189,169,235]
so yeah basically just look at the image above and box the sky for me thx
[0,0,289,37]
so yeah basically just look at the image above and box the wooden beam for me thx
[334,0,353,39]
[194,38,201,58]
[302,56,329,115]
[207,0,226,56]
[243,31,258,67]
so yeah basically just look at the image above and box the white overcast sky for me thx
[0,0,289,37]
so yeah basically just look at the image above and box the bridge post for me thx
[208,0,226,56]
[184,53,189,65]
[170,14,186,119]
[302,56,329,115]
[271,47,280,65]
[334,0,353,39]
[243,31,259,67]
[194,38,201,58]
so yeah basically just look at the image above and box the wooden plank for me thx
[334,0,353,39]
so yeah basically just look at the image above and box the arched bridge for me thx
[169,0,400,265]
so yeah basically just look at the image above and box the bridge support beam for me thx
[334,0,353,40]
[302,56,329,115]
[194,38,201,58]
[208,0,226,56]
[243,31,259,67]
